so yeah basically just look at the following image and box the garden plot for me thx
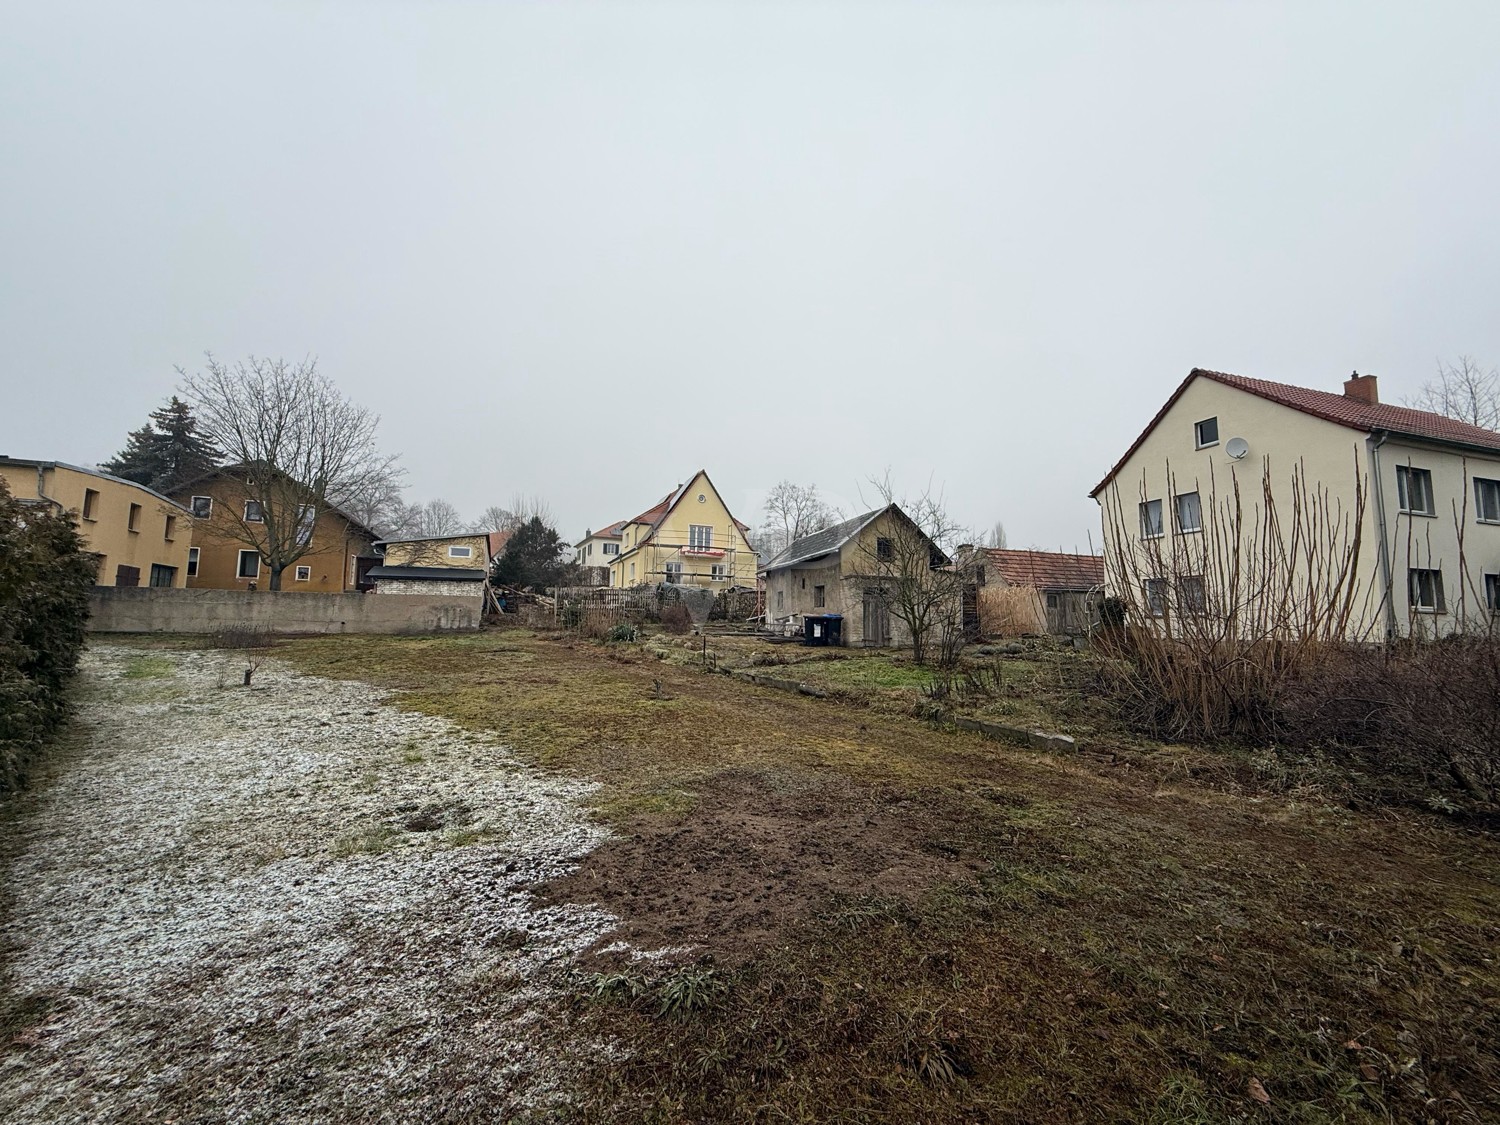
[0,644,633,1124]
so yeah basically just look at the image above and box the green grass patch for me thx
[121,654,176,679]
[331,824,399,858]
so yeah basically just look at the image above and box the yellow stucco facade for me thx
[0,458,195,587]
[609,470,758,589]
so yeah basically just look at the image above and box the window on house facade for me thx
[1396,466,1435,516]
[776,589,785,610]
[295,565,312,581]
[1139,499,1164,538]
[1475,478,1500,523]
[876,537,893,561]
[164,515,177,541]
[295,507,315,546]
[244,500,265,523]
[448,545,473,558]
[1142,578,1168,617]
[689,524,713,548]
[191,495,212,519]
[1178,575,1207,615]
[237,550,261,579]
[82,488,100,520]
[813,585,826,607]
[665,561,682,583]
[148,564,175,588]
[1486,573,1500,615]
[1408,567,1445,613]
[603,542,619,555]
[128,503,142,532]
[711,564,727,581]
[1045,592,1059,609]
[629,562,636,580]
[1194,417,1219,448]
[1175,491,1202,533]
[187,547,199,577]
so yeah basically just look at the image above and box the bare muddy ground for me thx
[0,644,639,1124]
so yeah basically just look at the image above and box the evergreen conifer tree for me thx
[101,396,221,492]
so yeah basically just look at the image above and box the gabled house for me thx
[0,457,195,587]
[574,520,626,585]
[1091,368,1500,639]
[368,530,510,596]
[609,470,757,589]
[172,467,380,593]
[760,504,951,648]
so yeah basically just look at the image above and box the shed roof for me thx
[1090,368,1500,497]
[761,507,889,572]
[982,549,1103,591]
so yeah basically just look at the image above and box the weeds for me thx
[331,824,398,858]
[121,654,175,679]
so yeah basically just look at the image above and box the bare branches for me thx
[1406,355,1500,430]
[472,494,554,534]
[755,481,839,559]
[178,354,402,588]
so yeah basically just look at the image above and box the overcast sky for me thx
[4,1,1499,550]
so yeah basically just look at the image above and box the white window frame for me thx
[1174,491,1203,534]
[447,545,473,559]
[187,547,200,577]
[1408,567,1445,614]
[1474,477,1500,524]
[1139,499,1164,539]
[1142,577,1168,618]
[1194,417,1219,449]
[1396,465,1435,516]
[243,500,265,523]
[236,550,261,580]
[603,542,619,556]
[295,506,315,546]
[689,524,713,549]
[711,563,727,581]
[665,561,683,584]
[191,495,213,519]
[294,565,312,582]
[1485,572,1500,615]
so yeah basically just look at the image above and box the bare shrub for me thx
[211,626,275,686]
[660,604,692,635]
[978,585,1043,636]
[1280,635,1500,807]
[1098,457,1374,739]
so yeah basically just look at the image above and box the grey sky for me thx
[4,1,1499,550]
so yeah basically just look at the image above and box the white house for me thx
[1091,368,1500,640]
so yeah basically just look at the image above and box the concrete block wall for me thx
[88,587,482,635]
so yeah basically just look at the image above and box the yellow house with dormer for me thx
[609,470,758,589]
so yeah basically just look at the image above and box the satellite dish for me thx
[1225,437,1249,460]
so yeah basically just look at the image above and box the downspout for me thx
[1366,430,1397,641]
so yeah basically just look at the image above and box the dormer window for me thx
[1194,417,1219,448]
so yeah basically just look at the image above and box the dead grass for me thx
[275,625,1500,1123]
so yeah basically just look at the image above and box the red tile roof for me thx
[982,549,1104,591]
[1091,368,1500,497]
[627,493,675,528]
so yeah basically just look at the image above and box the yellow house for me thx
[171,469,379,593]
[609,470,758,589]
[0,457,195,586]
[1091,369,1500,639]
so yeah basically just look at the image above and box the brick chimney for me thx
[1343,370,1379,404]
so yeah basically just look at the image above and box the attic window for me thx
[1195,418,1219,448]
[191,496,212,519]
[876,537,893,561]
[698,494,706,503]
[448,545,473,559]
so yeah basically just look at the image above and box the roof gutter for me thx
[1366,429,1398,641]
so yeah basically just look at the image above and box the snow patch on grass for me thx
[0,644,631,1122]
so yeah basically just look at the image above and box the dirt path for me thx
[0,644,635,1123]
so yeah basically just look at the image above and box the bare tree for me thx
[756,480,839,558]
[1407,356,1500,430]
[987,520,1008,549]
[472,494,554,533]
[179,354,402,590]
[852,475,963,665]
[411,498,465,537]
[336,466,411,539]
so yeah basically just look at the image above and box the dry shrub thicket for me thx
[977,585,1044,636]
[1101,456,1500,808]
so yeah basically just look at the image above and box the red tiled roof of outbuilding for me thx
[982,549,1104,591]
